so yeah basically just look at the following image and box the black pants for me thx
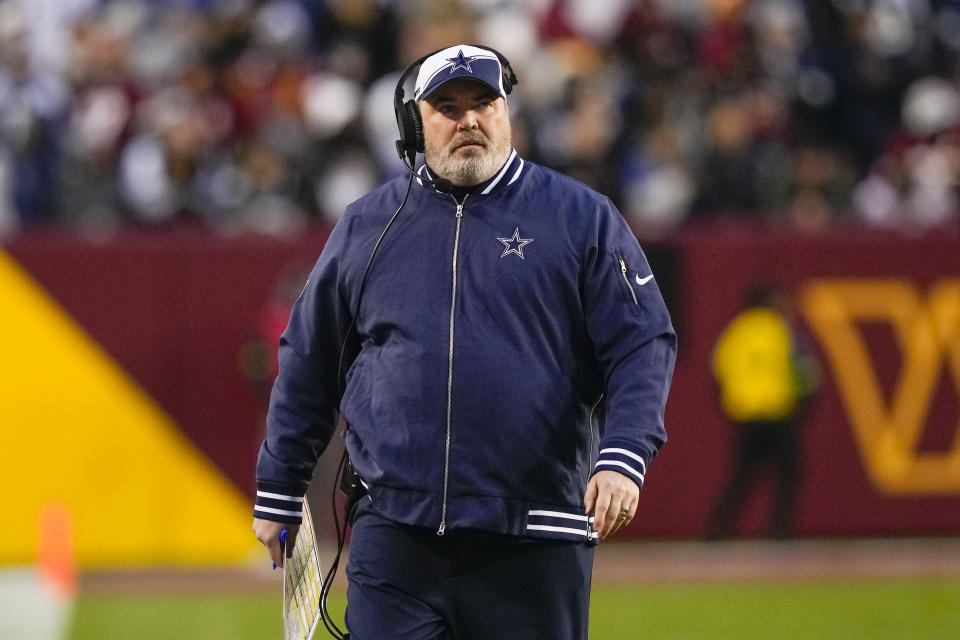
[707,420,800,539]
[345,499,594,639]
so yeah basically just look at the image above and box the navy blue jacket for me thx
[255,151,676,543]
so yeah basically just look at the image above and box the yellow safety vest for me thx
[712,308,801,422]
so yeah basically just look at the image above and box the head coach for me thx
[253,44,677,639]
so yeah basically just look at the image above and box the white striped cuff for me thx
[594,447,646,487]
[254,489,305,522]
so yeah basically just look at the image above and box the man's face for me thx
[419,79,512,187]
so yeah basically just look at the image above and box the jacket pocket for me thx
[616,254,639,305]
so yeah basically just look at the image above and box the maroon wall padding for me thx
[6,227,331,498]
[639,225,960,538]
[6,223,960,538]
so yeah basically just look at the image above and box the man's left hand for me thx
[253,517,299,568]
[584,470,640,540]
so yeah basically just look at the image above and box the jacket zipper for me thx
[619,258,639,305]
[586,393,603,539]
[587,393,603,467]
[438,195,467,535]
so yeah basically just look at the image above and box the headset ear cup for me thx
[395,98,414,160]
[405,100,425,153]
[501,65,513,95]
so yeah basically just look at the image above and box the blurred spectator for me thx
[0,0,959,236]
[622,122,696,239]
[695,94,765,215]
[785,143,857,230]
[706,283,819,540]
[853,75,960,231]
[0,1,69,229]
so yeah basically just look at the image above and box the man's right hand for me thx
[253,517,299,568]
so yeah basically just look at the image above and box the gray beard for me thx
[425,128,512,187]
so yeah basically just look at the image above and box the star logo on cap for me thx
[497,228,534,259]
[447,49,478,73]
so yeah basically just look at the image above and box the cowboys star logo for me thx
[497,228,534,259]
[447,49,478,74]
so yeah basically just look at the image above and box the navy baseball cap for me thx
[414,45,507,102]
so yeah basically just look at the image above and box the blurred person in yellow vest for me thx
[706,283,819,540]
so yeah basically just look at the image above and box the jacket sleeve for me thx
[253,220,356,524]
[580,198,676,491]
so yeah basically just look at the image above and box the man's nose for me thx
[457,110,479,130]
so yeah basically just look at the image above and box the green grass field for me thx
[67,578,960,640]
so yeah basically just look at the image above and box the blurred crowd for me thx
[1,0,960,238]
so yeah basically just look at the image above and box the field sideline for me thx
[69,538,960,639]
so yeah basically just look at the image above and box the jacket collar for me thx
[416,148,525,198]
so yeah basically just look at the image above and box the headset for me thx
[393,45,519,173]
[318,46,519,640]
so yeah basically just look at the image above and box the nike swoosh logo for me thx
[636,274,654,286]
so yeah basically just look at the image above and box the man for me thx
[253,44,676,639]
[707,284,818,539]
